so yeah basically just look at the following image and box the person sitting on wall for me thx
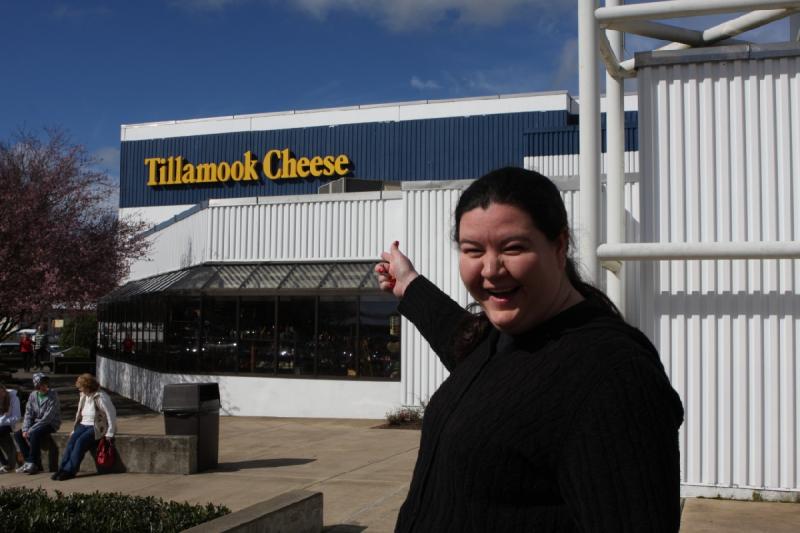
[52,373,117,481]
[0,384,22,473]
[14,373,61,474]
[19,333,34,373]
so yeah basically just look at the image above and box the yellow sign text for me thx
[145,149,351,187]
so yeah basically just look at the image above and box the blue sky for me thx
[0,1,790,189]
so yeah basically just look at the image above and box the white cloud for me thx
[174,0,569,30]
[292,0,562,31]
[550,37,578,90]
[410,76,441,90]
[439,66,550,96]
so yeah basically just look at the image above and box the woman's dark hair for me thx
[452,167,621,358]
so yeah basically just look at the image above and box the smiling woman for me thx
[456,203,581,334]
[375,167,685,532]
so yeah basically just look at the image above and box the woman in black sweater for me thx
[376,167,684,532]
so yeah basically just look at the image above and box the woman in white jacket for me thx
[52,373,117,481]
[0,385,21,473]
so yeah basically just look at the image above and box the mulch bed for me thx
[372,421,423,430]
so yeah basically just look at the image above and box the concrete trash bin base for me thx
[162,383,220,471]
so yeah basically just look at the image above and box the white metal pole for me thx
[617,7,799,70]
[579,0,601,284]
[597,240,800,260]
[595,0,800,23]
[605,0,626,315]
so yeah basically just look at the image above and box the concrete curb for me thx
[182,490,323,533]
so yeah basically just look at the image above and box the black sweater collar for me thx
[496,298,612,355]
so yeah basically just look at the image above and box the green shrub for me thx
[58,314,97,350]
[0,487,230,533]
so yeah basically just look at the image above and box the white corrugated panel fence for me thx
[638,55,800,494]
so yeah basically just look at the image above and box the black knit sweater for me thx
[395,276,684,532]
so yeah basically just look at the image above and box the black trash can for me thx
[162,383,220,471]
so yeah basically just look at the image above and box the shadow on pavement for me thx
[215,458,316,471]
[323,526,368,533]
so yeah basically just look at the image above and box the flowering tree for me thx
[0,130,149,340]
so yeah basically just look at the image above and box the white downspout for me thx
[604,0,626,315]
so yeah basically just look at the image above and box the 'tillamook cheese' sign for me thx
[145,149,351,187]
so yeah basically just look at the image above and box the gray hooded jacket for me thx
[22,389,61,433]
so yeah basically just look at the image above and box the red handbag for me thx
[96,437,116,469]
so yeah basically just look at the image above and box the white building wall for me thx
[399,184,473,405]
[129,208,210,280]
[97,356,401,419]
[638,56,800,493]
[127,192,403,280]
[207,192,399,262]
[119,204,196,229]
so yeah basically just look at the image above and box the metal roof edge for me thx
[120,90,577,132]
[634,41,800,68]
[142,201,209,237]
[401,179,475,191]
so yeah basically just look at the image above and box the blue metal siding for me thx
[120,110,639,208]
[524,110,639,156]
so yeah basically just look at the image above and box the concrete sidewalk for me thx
[0,411,798,531]
[0,414,417,531]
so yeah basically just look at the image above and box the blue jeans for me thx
[13,426,55,467]
[0,426,12,466]
[59,424,97,474]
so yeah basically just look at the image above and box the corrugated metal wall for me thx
[128,195,401,280]
[525,151,639,178]
[559,183,643,324]
[129,209,210,280]
[638,56,800,492]
[207,197,390,262]
[400,187,471,405]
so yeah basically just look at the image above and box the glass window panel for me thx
[359,296,401,380]
[164,296,201,373]
[280,264,332,289]
[204,265,256,290]
[317,297,358,377]
[239,297,276,374]
[277,297,315,376]
[141,295,166,358]
[168,266,217,291]
[320,263,374,289]
[359,270,380,290]
[202,297,239,373]
[241,264,293,289]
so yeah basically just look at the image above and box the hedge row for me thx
[0,487,230,532]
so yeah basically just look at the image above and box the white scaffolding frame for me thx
[579,0,800,315]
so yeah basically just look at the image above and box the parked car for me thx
[0,341,18,356]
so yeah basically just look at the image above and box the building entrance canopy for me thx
[101,261,381,302]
